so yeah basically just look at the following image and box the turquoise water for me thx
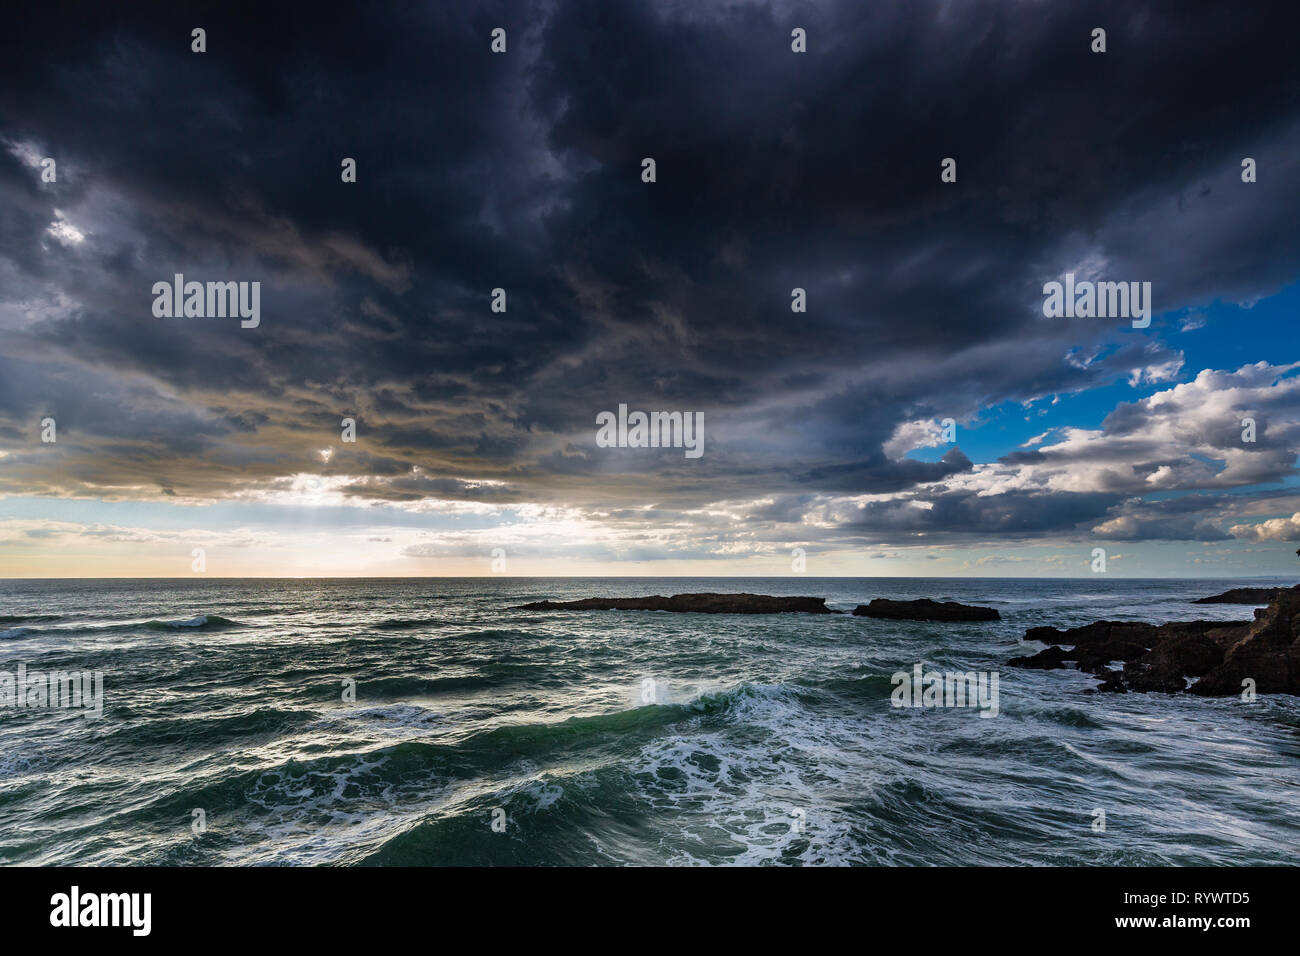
[1,577,1297,866]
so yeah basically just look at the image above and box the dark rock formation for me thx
[1007,645,1069,669]
[1122,631,1227,692]
[514,593,835,614]
[851,598,1000,621]
[1190,585,1300,696]
[1009,586,1300,695]
[1094,669,1127,693]
[1020,621,1154,670]
[1023,621,1157,648]
[1192,587,1282,605]
[1015,619,1242,678]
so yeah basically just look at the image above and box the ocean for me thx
[1,576,1297,866]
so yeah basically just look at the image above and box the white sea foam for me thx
[625,682,879,866]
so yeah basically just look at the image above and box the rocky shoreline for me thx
[1192,587,1282,604]
[1009,584,1300,696]
[515,585,1299,696]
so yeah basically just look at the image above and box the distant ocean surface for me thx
[1,576,1297,866]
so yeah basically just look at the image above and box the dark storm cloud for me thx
[1,0,1298,546]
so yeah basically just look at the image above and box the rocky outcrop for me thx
[1011,618,1250,683]
[1020,621,1159,671]
[1120,630,1235,693]
[1007,644,1069,669]
[851,598,999,621]
[514,593,835,614]
[1190,585,1300,696]
[1192,587,1282,605]
[519,593,1005,620]
[1023,620,1157,646]
[1009,585,1300,696]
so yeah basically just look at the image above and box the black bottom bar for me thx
[2,865,1282,942]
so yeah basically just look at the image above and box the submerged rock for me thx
[1192,587,1283,605]
[851,598,999,621]
[513,593,835,614]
